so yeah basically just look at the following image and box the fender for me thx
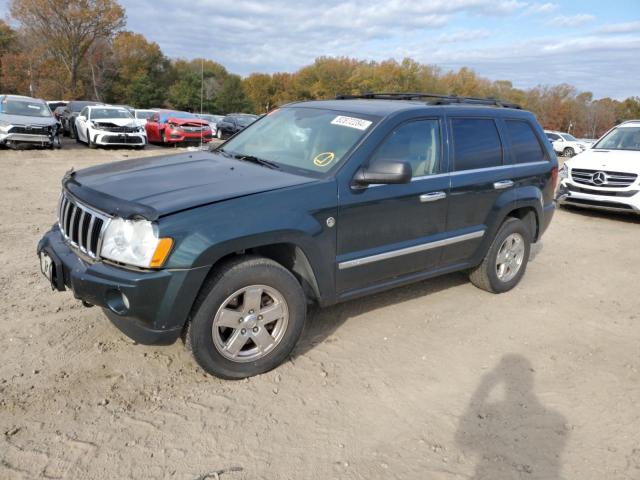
[159,180,339,304]
[469,186,543,266]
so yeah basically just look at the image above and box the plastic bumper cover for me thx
[37,225,210,345]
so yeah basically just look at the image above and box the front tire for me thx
[217,129,223,140]
[469,217,531,294]
[188,256,306,379]
[563,147,575,157]
[86,130,97,148]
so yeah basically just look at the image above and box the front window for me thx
[90,108,133,120]
[594,125,640,151]
[1,98,51,117]
[561,133,577,141]
[161,111,195,122]
[219,107,378,176]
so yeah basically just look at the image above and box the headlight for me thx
[559,163,569,179]
[100,218,173,268]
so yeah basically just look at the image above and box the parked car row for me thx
[1,92,259,150]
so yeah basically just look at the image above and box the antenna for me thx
[200,58,204,148]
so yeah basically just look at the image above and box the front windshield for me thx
[1,98,51,118]
[235,115,257,126]
[136,110,155,119]
[220,107,377,176]
[91,108,133,120]
[561,133,577,141]
[594,125,640,151]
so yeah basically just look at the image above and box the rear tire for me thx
[188,256,306,379]
[469,217,531,294]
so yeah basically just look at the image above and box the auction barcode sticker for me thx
[331,115,372,131]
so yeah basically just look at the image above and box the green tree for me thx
[10,0,126,97]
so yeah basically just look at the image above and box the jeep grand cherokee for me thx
[37,93,557,379]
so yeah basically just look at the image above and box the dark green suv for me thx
[38,93,557,379]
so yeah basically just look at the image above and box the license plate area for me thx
[39,249,64,291]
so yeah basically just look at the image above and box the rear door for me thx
[336,118,450,294]
[441,115,512,266]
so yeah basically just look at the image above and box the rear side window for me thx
[506,120,546,164]
[451,118,502,171]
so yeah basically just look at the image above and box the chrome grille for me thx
[58,192,109,258]
[571,168,638,188]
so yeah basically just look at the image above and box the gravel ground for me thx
[1,141,639,480]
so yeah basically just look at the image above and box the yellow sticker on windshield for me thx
[313,152,335,167]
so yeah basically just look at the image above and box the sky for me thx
[1,0,639,99]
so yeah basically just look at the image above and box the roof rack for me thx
[335,92,522,109]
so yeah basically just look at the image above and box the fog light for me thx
[106,289,130,315]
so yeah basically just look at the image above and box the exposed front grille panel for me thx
[94,123,139,133]
[58,192,109,258]
[103,135,144,144]
[571,168,638,188]
[8,125,52,135]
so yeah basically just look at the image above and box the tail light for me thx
[551,166,559,190]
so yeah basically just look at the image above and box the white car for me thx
[545,130,589,157]
[557,120,640,214]
[134,109,156,126]
[75,105,147,148]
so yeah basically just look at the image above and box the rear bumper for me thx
[37,225,209,345]
[556,180,640,214]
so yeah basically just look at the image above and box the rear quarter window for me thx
[451,118,503,171]
[506,120,546,164]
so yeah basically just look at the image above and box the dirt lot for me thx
[1,141,639,480]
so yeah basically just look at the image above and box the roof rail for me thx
[335,92,522,109]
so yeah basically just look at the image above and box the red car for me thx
[145,110,213,144]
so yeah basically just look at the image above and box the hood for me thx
[567,148,640,174]
[167,117,208,127]
[0,113,57,126]
[92,118,140,128]
[64,151,315,220]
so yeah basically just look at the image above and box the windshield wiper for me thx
[233,154,280,170]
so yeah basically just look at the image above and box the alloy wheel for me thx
[495,233,525,282]
[211,285,289,363]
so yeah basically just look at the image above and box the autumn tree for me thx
[110,31,168,106]
[10,0,125,97]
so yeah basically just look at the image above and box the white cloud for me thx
[437,29,491,43]
[524,2,558,15]
[595,20,640,34]
[547,14,595,28]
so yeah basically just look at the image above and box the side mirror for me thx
[352,160,412,187]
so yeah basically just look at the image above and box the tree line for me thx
[1,0,639,138]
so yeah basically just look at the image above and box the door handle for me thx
[493,180,514,190]
[419,191,447,202]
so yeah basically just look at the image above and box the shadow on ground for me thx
[455,354,568,479]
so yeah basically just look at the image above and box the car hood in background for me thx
[92,118,141,128]
[64,151,316,220]
[167,117,208,127]
[0,113,57,126]
[568,149,640,174]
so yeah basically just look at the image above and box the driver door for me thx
[146,113,159,142]
[336,118,450,294]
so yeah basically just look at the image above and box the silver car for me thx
[0,95,60,148]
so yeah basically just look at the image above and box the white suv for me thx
[545,130,589,157]
[556,120,640,214]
